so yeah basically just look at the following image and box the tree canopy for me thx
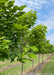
[0,0,54,62]
[0,0,37,61]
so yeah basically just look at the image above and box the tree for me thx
[27,24,47,69]
[0,0,37,62]
[0,0,38,75]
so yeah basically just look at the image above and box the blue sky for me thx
[15,0,54,45]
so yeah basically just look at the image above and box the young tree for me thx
[28,24,47,69]
[0,0,37,61]
[0,0,37,75]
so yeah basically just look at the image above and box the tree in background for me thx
[27,24,47,69]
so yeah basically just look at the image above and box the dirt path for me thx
[22,54,54,75]
[0,62,21,72]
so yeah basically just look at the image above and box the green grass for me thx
[41,55,54,75]
[0,54,48,75]
[0,61,20,68]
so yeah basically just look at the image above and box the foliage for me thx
[0,0,37,62]
[0,36,11,60]
[28,24,48,53]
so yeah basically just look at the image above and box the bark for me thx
[32,58,34,72]
[21,63,23,75]
[42,54,43,64]
[38,54,40,69]
[47,53,48,57]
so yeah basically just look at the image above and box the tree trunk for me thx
[42,54,43,64]
[32,58,34,72]
[47,53,48,57]
[21,63,23,75]
[39,54,40,69]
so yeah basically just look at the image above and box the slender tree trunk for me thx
[21,63,23,75]
[46,53,49,62]
[39,53,40,69]
[47,53,48,57]
[42,54,43,64]
[32,58,34,72]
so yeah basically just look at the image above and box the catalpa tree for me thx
[0,0,37,62]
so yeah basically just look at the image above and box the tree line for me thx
[0,0,54,75]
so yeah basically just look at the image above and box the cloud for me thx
[37,18,54,45]
[36,11,54,45]
[42,15,48,19]
[51,0,54,2]
[47,33,54,45]
[23,6,32,12]
[37,12,54,32]
[15,0,48,11]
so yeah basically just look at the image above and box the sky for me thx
[15,0,54,45]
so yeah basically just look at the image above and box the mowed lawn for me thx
[0,54,48,75]
[41,55,54,75]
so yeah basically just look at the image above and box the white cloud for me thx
[47,33,54,45]
[15,0,48,11]
[51,0,54,2]
[23,7,32,12]
[42,15,48,19]
[37,14,54,32]
[36,11,54,45]
[28,1,34,4]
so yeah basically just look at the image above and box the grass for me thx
[0,54,48,75]
[41,55,54,75]
[0,60,20,68]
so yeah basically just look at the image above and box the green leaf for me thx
[28,53,36,59]
[19,5,27,11]
[14,23,28,30]
[0,36,6,40]
[29,46,38,52]
[8,1,15,7]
